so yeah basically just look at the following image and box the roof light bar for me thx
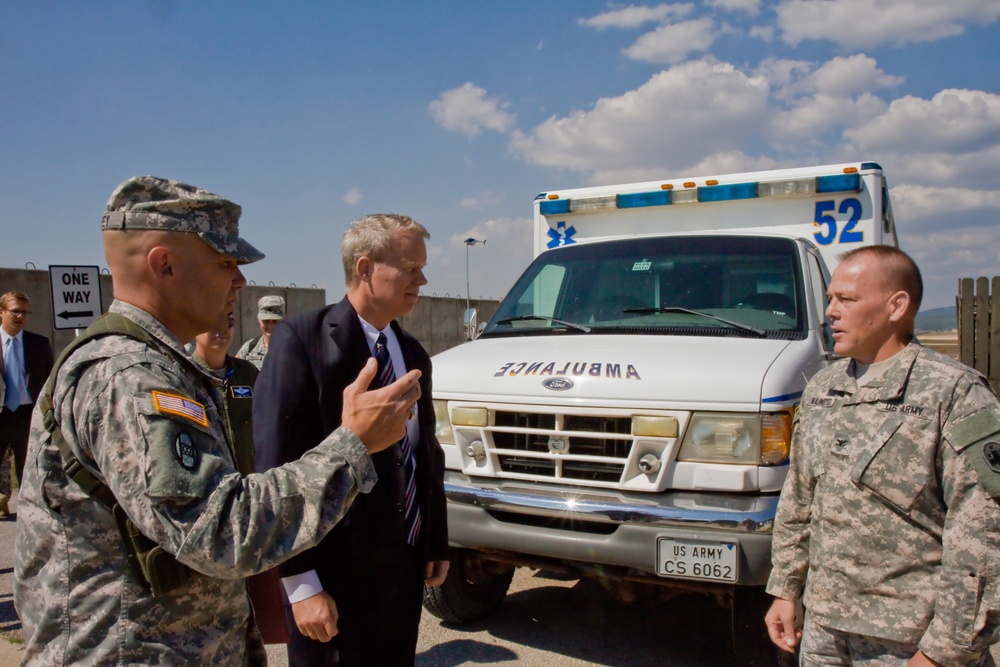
[698,181,757,203]
[539,199,570,215]
[758,178,816,197]
[617,191,671,209]
[537,169,867,217]
[672,189,699,204]
[816,173,861,193]
[569,195,617,212]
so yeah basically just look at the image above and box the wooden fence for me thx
[958,276,1000,393]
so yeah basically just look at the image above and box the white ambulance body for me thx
[425,162,897,665]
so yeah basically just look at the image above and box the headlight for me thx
[433,400,455,445]
[677,412,791,466]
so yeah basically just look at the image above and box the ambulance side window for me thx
[806,251,834,351]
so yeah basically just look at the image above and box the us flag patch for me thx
[152,391,208,427]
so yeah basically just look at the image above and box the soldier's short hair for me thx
[341,214,430,288]
[839,245,923,313]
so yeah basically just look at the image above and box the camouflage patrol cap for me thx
[257,295,285,320]
[101,175,264,265]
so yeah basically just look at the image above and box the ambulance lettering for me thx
[494,361,641,380]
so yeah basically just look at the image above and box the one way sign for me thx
[49,265,102,330]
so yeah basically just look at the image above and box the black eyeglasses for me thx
[3,309,30,316]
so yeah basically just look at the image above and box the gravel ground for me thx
[4,482,999,667]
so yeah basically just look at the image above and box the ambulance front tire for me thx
[422,547,515,624]
[731,586,797,667]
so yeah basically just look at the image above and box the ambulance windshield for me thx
[485,235,806,340]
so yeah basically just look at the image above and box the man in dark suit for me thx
[254,213,448,666]
[0,291,54,515]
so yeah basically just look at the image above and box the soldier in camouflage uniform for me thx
[192,315,259,476]
[13,176,422,666]
[765,246,1000,666]
[236,295,285,369]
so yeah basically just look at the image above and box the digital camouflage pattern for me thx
[257,295,285,320]
[100,175,265,265]
[767,342,1000,666]
[236,336,269,370]
[799,613,995,666]
[14,300,377,666]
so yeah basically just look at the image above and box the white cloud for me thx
[510,59,770,181]
[430,83,515,138]
[343,187,361,206]
[755,58,812,91]
[891,184,1000,219]
[807,55,905,97]
[748,24,774,42]
[770,92,890,147]
[875,145,1000,190]
[776,0,1000,49]
[682,151,780,176]
[884,188,998,304]
[845,89,1000,156]
[459,197,479,209]
[579,3,693,30]
[707,0,761,15]
[765,55,903,102]
[624,18,717,63]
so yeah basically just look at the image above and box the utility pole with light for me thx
[463,237,486,314]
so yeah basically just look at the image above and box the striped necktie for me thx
[374,333,421,546]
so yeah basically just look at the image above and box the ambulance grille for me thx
[486,409,641,485]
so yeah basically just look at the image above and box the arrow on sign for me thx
[57,310,95,320]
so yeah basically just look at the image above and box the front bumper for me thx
[444,470,778,586]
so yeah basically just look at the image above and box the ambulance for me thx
[424,162,898,665]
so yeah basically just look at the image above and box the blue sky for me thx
[2,1,999,310]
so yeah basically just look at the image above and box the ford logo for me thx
[542,378,574,391]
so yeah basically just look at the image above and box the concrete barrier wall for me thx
[0,267,499,359]
[235,284,327,353]
[399,296,501,357]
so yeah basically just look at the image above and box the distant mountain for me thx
[915,306,957,332]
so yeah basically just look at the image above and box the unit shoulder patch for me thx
[944,406,1000,498]
[173,432,199,470]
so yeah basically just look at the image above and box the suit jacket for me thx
[0,330,54,406]
[253,297,447,581]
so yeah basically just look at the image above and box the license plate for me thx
[656,537,738,582]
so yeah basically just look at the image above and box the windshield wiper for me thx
[622,306,766,337]
[494,315,592,333]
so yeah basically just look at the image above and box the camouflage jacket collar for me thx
[109,300,217,383]
[821,342,923,404]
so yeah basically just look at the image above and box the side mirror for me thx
[463,308,479,341]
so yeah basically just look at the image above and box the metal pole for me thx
[463,237,485,313]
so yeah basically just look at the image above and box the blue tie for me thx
[374,333,421,546]
[4,337,23,412]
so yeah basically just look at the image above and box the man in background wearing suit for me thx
[0,291,53,516]
[254,214,449,666]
